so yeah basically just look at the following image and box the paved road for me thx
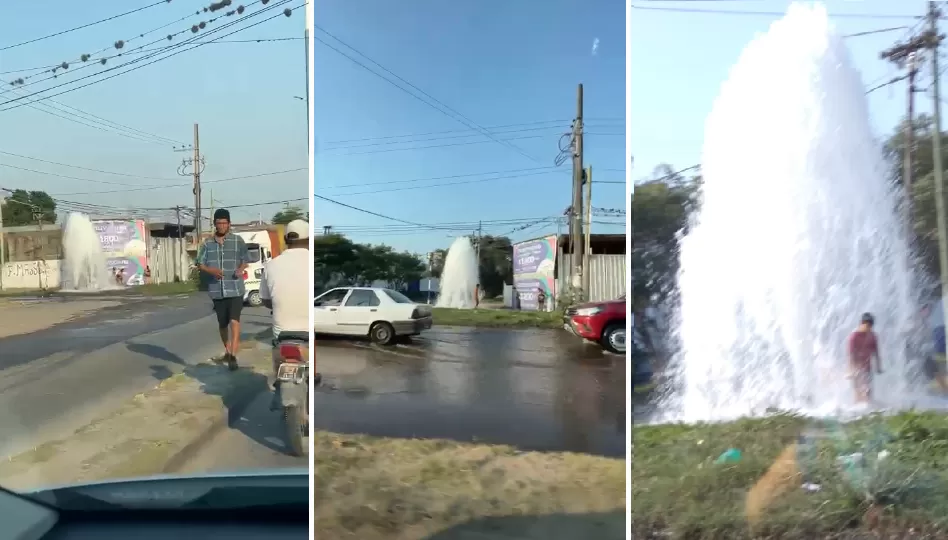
[314,326,626,457]
[175,388,308,474]
[0,294,273,460]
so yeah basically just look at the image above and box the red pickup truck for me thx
[563,295,627,354]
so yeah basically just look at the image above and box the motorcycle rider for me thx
[259,219,311,388]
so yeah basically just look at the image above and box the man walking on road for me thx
[259,219,311,383]
[197,208,250,371]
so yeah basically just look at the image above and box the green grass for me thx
[633,410,948,539]
[431,307,562,328]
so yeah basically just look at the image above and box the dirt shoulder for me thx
[0,341,272,491]
[314,432,625,540]
[0,299,120,338]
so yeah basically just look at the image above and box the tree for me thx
[314,234,425,290]
[885,114,948,275]
[631,165,701,312]
[272,205,307,225]
[475,235,513,297]
[2,190,56,226]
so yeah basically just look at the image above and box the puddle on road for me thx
[314,327,626,457]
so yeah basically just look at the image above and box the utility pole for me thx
[193,123,202,240]
[474,220,482,266]
[881,30,929,212]
[571,83,585,296]
[174,205,183,281]
[175,124,204,240]
[929,1,948,323]
[583,166,592,300]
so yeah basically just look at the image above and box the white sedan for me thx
[313,286,434,345]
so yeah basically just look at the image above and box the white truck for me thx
[237,229,276,307]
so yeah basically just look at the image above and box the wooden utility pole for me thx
[881,32,929,206]
[192,123,202,240]
[928,1,948,318]
[474,220,482,266]
[583,165,592,300]
[571,83,585,295]
[174,205,183,281]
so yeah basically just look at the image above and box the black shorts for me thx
[212,296,243,329]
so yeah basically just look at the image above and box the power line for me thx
[326,169,561,197]
[1,38,304,76]
[0,1,170,52]
[323,118,622,146]
[0,150,179,181]
[53,167,308,195]
[2,0,272,91]
[0,0,300,111]
[0,85,182,145]
[321,133,545,156]
[320,166,558,190]
[629,3,923,20]
[315,193,446,229]
[313,25,543,164]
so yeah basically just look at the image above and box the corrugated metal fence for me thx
[150,237,191,283]
[558,253,627,302]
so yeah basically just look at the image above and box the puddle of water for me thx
[314,327,626,457]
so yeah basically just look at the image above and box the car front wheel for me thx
[600,323,626,354]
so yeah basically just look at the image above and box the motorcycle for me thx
[271,331,309,457]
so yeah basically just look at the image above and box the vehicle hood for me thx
[570,298,625,310]
[24,468,309,510]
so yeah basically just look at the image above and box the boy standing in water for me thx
[848,312,883,404]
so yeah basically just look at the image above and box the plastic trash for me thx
[715,448,742,464]
[801,482,822,492]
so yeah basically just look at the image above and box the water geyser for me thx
[664,3,927,423]
[436,236,479,309]
[61,212,115,292]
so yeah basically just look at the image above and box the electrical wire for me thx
[629,3,922,20]
[53,167,307,195]
[0,150,179,181]
[313,25,543,164]
[1,38,303,76]
[2,0,272,91]
[0,1,171,52]
[0,1,299,111]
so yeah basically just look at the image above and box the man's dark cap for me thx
[861,312,874,325]
[213,208,231,222]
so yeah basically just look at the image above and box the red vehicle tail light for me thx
[242,270,249,280]
[280,344,304,362]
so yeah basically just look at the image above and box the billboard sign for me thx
[92,219,148,286]
[512,235,557,311]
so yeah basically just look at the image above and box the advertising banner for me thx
[92,220,148,286]
[512,235,557,311]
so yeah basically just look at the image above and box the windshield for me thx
[245,243,262,264]
[0,2,309,511]
[312,2,626,537]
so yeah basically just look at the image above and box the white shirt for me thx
[260,248,310,340]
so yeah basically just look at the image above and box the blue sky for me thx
[0,0,309,226]
[631,0,932,183]
[314,0,626,255]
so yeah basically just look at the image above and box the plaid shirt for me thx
[197,233,249,299]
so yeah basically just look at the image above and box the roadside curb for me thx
[161,371,269,473]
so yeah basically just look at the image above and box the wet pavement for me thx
[313,326,626,457]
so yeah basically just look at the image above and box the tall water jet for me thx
[436,236,479,309]
[665,3,925,423]
[61,212,115,291]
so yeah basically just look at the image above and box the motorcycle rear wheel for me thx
[283,405,306,457]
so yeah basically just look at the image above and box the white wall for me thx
[1,260,61,289]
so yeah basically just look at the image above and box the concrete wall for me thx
[2,259,61,289]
